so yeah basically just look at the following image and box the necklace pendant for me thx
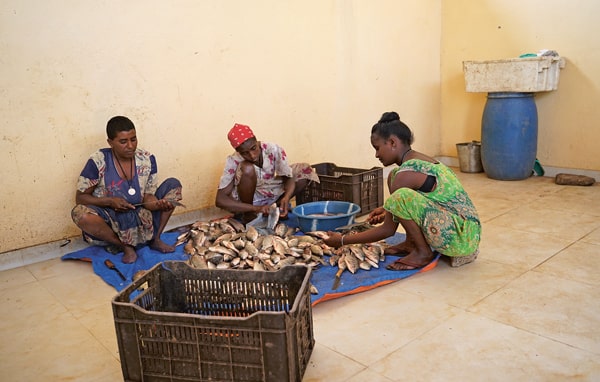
[128,187,136,196]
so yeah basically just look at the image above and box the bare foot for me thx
[386,249,434,271]
[122,246,138,264]
[384,242,415,256]
[150,238,175,253]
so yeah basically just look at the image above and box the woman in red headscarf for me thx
[216,123,319,223]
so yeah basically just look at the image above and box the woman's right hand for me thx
[367,207,386,225]
[323,231,342,248]
[110,197,134,212]
[255,204,271,215]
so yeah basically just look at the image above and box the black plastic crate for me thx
[112,262,314,382]
[297,162,384,216]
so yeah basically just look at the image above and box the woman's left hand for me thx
[143,196,175,211]
[367,207,386,225]
[279,197,290,218]
[153,198,175,211]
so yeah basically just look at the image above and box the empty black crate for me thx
[112,262,314,382]
[297,162,384,216]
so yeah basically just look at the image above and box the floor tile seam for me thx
[480,219,567,243]
[479,258,554,275]
[466,268,531,309]
[576,222,600,237]
[463,310,600,357]
[482,220,600,242]
[521,231,590,247]
[529,263,600,288]
[474,184,566,195]
[0,304,96,350]
[34,276,107,324]
[1,275,76,315]
[467,272,600,353]
[525,202,600,218]
[0,272,40,292]
[537,188,600,201]
[81,324,121,363]
[478,206,521,224]
[580,238,600,246]
[89,370,125,382]
[553,227,600,244]
[352,306,466,369]
[341,369,395,382]
[315,342,369,370]
[65,315,117,357]
[507,202,600,219]
[25,262,73,284]
[315,307,461,371]
[341,369,373,382]
[479,235,575,270]
[529,239,584,269]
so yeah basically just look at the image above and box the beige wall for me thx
[2,1,599,255]
[0,1,441,253]
[441,0,600,172]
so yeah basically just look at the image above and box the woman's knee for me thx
[238,161,256,178]
[71,205,89,226]
[71,205,107,228]
[162,177,182,188]
[157,178,182,193]
[73,211,103,229]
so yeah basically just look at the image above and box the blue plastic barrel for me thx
[481,92,538,180]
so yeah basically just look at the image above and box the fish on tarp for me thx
[183,219,323,271]
[343,249,359,274]
[181,217,389,280]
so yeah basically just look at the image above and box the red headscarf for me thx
[227,123,255,149]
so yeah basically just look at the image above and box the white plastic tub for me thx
[463,56,565,93]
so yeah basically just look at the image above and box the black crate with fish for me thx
[295,162,383,216]
[112,261,314,382]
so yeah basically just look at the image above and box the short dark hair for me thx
[106,116,135,139]
[371,111,414,145]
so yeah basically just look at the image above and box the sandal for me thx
[386,257,429,271]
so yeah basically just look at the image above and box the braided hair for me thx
[371,111,413,145]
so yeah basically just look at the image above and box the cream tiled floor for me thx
[2,171,600,381]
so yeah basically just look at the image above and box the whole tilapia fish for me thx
[267,203,280,230]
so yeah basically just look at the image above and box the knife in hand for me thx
[133,199,186,208]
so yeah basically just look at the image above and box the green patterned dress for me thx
[384,160,481,257]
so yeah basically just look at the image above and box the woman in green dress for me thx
[323,112,481,270]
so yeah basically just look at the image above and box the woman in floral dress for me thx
[324,112,481,270]
[72,116,182,263]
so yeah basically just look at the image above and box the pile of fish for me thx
[175,217,389,291]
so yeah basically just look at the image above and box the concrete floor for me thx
[1,170,600,381]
